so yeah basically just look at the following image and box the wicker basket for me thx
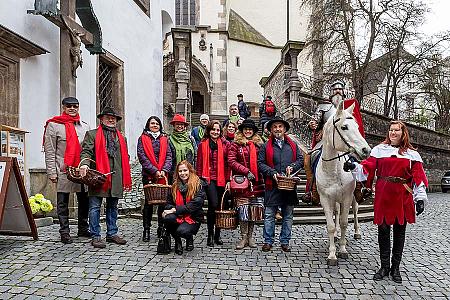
[276,175,300,191]
[143,175,171,205]
[66,158,110,189]
[215,189,237,230]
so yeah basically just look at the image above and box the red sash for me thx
[175,190,195,224]
[265,135,297,190]
[141,134,168,171]
[43,113,81,168]
[94,126,132,191]
[200,138,225,187]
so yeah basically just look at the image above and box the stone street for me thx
[1,193,449,299]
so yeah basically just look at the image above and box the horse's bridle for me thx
[321,117,353,162]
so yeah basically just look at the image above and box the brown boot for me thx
[91,237,106,248]
[235,222,248,250]
[247,222,257,248]
[60,233,73,244]
[106,235,127,245]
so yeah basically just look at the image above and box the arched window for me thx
[175,0,196,26]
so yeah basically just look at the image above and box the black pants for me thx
[205,180,225,235]
[163,214,201,239]
[378,221,407,268]
[57,188,89,235]
[142,203,164,230]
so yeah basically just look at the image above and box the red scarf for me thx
[265,135,297,190]
[248,141,259,182]
[43,112,81,168]
[201,138,225,187]
[94,126,132,191]
[175,190,195,224]
[141,134,168,171]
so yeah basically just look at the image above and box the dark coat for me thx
[257,136,303,207]
[238,99,251,119]
[165,182,206,223]
[258,99,277,126]
[137,131,173,182]
[80,128,128,198]
[196,137,230,182]
[229,132,263,181]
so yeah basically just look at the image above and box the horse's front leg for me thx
[323,204,338,265]
[334,202,341,239]
[353,198,361,239]
[338,201,350,259]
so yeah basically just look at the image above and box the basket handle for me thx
[78,158,97,168]
[152,174,168,185]
[220,186,230,211]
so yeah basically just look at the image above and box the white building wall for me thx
[227,40,279,106]
[0,0,174,176]
[199,0,222,28]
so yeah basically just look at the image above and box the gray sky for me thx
[422,1,450,35]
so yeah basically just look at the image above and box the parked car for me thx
[441,171,450,193]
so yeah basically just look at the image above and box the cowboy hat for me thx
[97,107,122,120]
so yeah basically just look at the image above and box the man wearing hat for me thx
[169,114,197,172]
[305,80,366,204]
[43,97,90,244]
[237,94,251,119]
[79,107,132,248]
[191,114,209,145]
[258,116,303,252]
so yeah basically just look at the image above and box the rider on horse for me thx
[304,80,367,205]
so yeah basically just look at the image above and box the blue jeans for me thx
[263,205,294,245]
[89,196,119,238]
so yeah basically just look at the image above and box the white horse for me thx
[335,199,361,240]
[316,102,370,266]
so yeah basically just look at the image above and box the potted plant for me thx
[29,194,54,227]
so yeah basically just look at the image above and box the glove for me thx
[416,200,424,216]
[361,187,373,200]
[247,171,256,181]
[343,160,356,172]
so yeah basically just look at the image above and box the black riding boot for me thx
[391,222,406,283]
[142,205,151,242]
[373,223,391,281]
[207,213,215,247]
[214,228,223,245]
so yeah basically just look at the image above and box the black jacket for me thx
[165,181,206,223]
[258,137,303,206]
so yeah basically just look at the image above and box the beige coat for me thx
[44,120,90,193]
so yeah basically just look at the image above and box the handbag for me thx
[230,147,251,194]
[156,225,172,254]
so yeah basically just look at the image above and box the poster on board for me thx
[0,157,38,240]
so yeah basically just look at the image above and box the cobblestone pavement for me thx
[1,193,449,299]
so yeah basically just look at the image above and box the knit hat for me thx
[199,114,209,121]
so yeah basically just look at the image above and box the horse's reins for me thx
[321,117,352,162]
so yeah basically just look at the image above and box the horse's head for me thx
[323,101,371,160]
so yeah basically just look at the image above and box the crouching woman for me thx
[162,161,205,255]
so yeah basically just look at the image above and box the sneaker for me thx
[106,235,127,245]
[91,238,106,248]
[60,233,73,244]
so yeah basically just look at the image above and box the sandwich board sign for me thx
[0,157,38,240]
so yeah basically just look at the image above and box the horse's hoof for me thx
[338,252,349,259]
[327,258,338,266]
[354,233,361,240]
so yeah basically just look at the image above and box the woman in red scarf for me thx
[162,161,205,255]
[223,122,237,142]
[229,119,264,249]
[196,120,229,247]
[137,116,173,242]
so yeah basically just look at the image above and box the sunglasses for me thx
[65,104,79,108]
